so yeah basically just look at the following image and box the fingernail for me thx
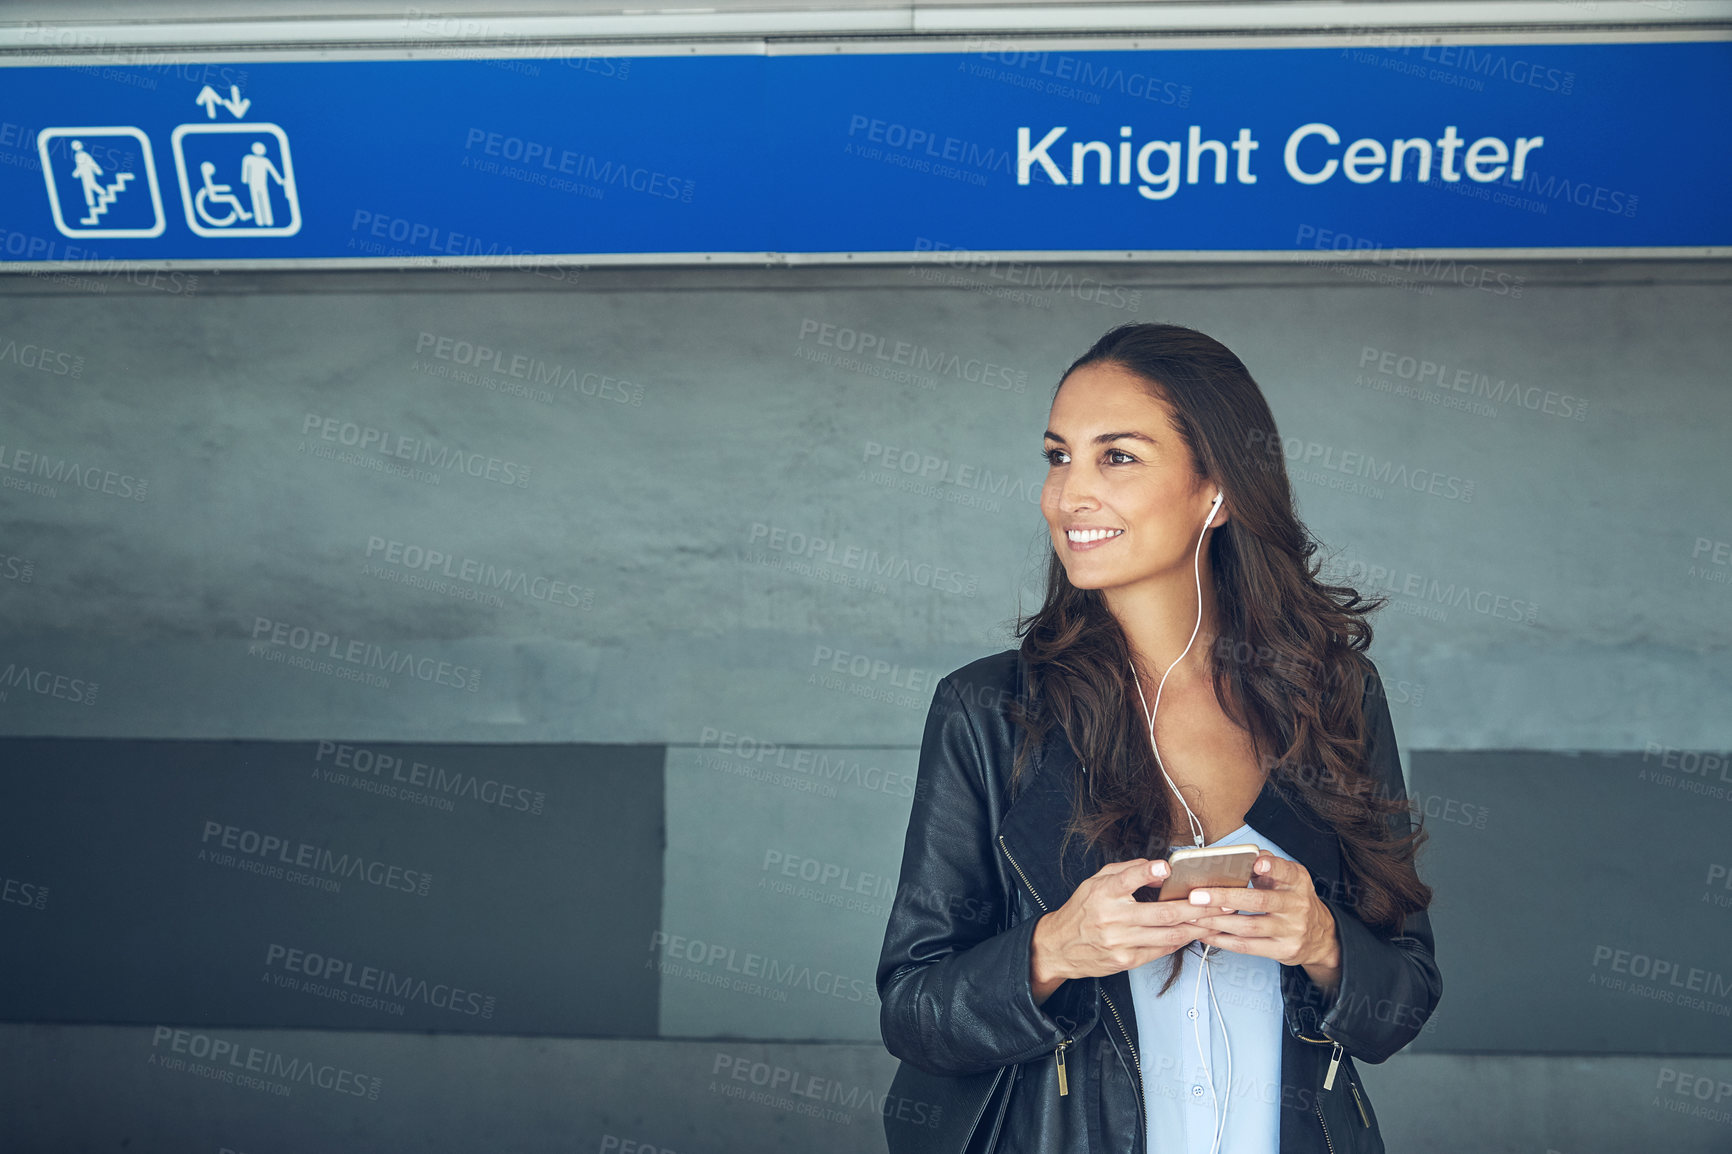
[1190,891,1209,904]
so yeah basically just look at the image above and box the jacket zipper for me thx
[998,833,1147,1141]
[1315,1101,1337,1154]
[996,837,1075,1094]
[1098,985,1147,1154]
[1293,1029,1342,1152]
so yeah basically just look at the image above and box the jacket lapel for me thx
[995,721,1103,915]
[994,709,1150,1110]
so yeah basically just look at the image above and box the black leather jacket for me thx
[877,648,1442,1153]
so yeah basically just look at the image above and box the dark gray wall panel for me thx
[1411,748,1732,1054]
[0,737,664,1036]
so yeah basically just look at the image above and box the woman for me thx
[876,323,1441,1154]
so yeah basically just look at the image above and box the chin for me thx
[1061,567,1112,591]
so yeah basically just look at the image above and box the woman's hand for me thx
[1029,858,1212,1004]
[1183,853,1344,995]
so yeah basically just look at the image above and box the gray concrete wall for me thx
[2,257,1730,1151]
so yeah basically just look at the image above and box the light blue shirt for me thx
[1127,819,1296,1154]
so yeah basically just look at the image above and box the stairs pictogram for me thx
[79,171,136,225]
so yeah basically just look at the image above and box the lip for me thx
[1064,527,1124,552]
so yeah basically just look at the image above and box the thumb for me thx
[1113,857,1167,894]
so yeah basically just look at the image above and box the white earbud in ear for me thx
[1205,491,1223,526]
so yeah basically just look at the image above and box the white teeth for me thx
[1067,528,1123,543]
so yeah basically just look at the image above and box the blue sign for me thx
[0,38,1727,265]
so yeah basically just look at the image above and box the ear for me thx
[1207,490,1228,529]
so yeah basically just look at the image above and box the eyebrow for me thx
[1043,430,1158,447]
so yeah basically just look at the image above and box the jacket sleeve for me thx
[876,675,1101,1077]
[1304,663,1444,1063]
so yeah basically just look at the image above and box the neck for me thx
[1106,557,1221,696]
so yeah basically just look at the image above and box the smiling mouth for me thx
[1066,528,1124,544]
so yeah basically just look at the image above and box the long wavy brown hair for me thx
[1004,322,1432,994]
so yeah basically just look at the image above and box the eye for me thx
[1042,447,1137,466]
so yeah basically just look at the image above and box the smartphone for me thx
[1156,843,1261,902]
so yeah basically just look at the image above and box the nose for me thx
[1051,463,1099,513]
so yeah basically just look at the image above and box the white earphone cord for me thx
[1129,491,1231,1154]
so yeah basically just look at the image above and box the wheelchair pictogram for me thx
[171,122,301,237]
[36,126,166,238]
